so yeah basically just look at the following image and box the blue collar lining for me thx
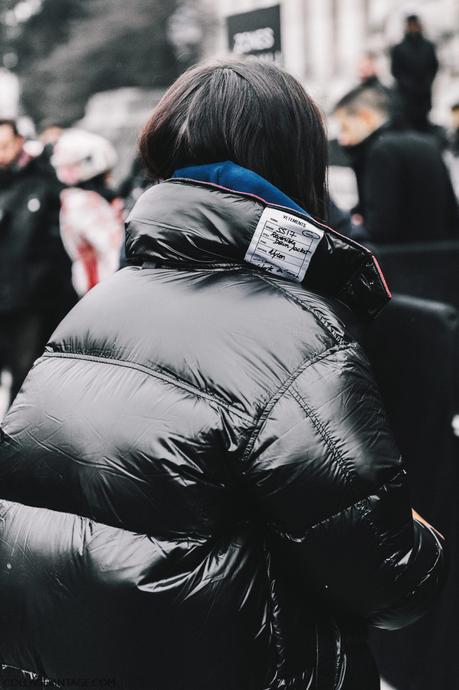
[172,161,311,219]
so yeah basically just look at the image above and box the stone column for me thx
[281,0,308,79]
[336,0,367,78]
[305,0,335,84]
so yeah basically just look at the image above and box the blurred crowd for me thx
[1,12,459,411]
[0,121,128,408]
[329,13,459,243]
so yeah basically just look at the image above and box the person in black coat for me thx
[0,61,445,690]
[0,120,75,406]
[391,14,439,131]
[333,85,459,244]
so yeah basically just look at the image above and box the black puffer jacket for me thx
[0,180,444,690]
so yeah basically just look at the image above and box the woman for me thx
[0,60,444,690]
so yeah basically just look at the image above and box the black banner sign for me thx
[226,5,282,64]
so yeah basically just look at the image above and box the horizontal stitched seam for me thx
[269,470,405,542]
[141,260,246,272]
[241,342,353,464]
[255,273,345,344]
[40,351,252,422]
[290,386,357,486]
[0,497,212,543]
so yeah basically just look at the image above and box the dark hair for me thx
[333,84,390,116]
[0,119,20,137]
[140,59,328,219]
[451,102,459,112]
[406,14,420,23]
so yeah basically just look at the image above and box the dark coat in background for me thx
[344,125,459,244]
[0,152,72,312]
[327,196,356,238]
[0,180,445,689]
[391,33,439,128]
[0,152,76,402]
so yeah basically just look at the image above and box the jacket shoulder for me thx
[45,266,360,424]
[254,272,362,346]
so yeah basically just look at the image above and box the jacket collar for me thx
[126,163,391,320]
[172,161,310,217]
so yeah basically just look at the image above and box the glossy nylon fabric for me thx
[0,178,445,690]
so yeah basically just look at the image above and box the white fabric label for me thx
[245,208,324,282]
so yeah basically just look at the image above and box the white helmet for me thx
[52,128,117,184]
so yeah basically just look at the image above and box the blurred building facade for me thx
[0,68,19,117]
[78,88,164,185]
[207,0,459,122]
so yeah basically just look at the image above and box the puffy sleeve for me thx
[243,341,445,630]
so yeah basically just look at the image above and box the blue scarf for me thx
[172,161,311,219]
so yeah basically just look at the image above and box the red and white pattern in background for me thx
[60,188,124,297]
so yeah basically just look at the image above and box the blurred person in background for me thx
[118,155,151,215]
[333,85,459,244]
[390,14,439,132]
[52,129,124,297]
[449,102,459,156]
[358,50,388,92]
[326,196,358,238]
[444,101,459,199]
[328,52,393,172]
[39,121,66,148]
[0,119,75,407]
[38,120,67,159]
[0,60,445,690]
[117,155,151,268]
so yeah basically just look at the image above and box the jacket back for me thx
[0,180,445,689]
